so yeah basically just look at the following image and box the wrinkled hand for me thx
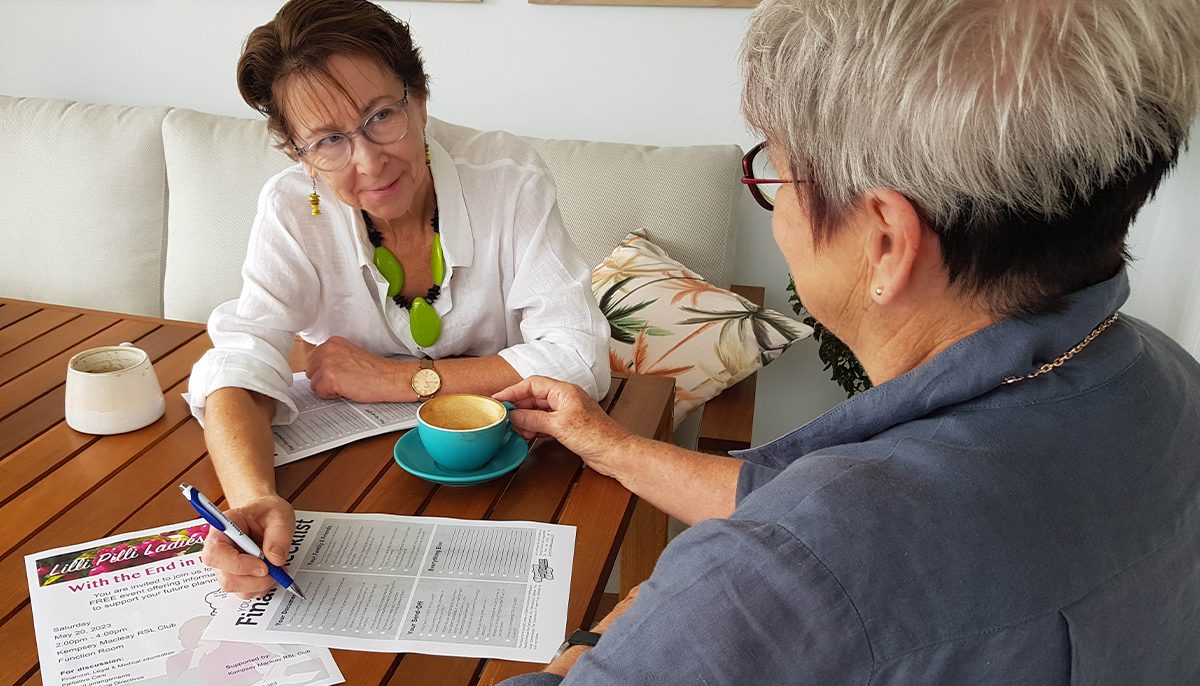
[306,335,401,402]
[200,493,295,599]
[493,376,637,479]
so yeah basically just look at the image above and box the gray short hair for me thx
[742,0,1200,281]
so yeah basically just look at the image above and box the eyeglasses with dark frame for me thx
[293,84,411,172]
[741,141,795,211]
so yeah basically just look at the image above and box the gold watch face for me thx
[411,368,441,396]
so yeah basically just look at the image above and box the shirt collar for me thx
[427,135,473,270]
[735,270,1132,469]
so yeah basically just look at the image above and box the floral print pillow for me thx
[592,232,812,428]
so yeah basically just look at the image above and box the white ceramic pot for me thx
[65,342,166,435]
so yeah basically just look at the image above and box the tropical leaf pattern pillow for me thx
[593,232,812,427]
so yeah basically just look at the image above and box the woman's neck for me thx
[845,293,996,387]
[865,316,995,385]
[369,175,436,243]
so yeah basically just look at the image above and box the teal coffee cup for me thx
[417,394,519,472]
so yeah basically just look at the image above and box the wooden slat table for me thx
[0,298,675,686]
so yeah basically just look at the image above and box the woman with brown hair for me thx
[192,0,609,597]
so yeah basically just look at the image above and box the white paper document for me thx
[204,511,576,664]
[25,519,343,686]
[270,373,419,466]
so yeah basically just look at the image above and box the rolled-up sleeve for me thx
[497,174,611,400]
[499,519,873,686]
[186,186,320,426]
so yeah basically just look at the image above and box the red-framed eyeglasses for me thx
[741,141,793,211]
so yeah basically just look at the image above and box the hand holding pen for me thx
[180,483,306,600]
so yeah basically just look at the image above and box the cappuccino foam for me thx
[420,395,505,431]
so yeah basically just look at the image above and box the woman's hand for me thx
[306,335,406,402]
[200,493,295,599]
[493,376,640,480]
[498,377,741,525]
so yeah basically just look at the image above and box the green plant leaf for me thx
[598,276,636,312]
[602,295,673,344]
[787,277,872,397]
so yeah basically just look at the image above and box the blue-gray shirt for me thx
[502,271,1200,685]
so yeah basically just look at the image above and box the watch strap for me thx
[566,629,601,647]
[554,629,601,659]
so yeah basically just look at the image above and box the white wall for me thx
[1124,119,1200,359]
[2,0,1194,445]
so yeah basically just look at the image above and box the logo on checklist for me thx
[532,558,554,583]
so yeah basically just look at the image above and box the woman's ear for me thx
[413,97,429,133]
[291,142,315,177]
[862,189,927,304]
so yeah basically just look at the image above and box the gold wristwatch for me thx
[410,358,441,400]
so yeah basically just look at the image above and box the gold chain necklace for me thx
[1002,313,1120,385]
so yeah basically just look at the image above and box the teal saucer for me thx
[394,429,529,486]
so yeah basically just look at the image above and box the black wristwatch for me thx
[553,629,602,660]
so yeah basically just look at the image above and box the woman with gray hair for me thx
[496,0,1200,683]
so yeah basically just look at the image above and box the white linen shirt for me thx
[188,122,610,426]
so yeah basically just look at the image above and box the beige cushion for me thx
[524,135,742,286]
[595,232,811,427]
[162,108,293,322]
[160,112,745,325]
[0,95,168,316]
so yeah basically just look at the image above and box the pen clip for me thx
[180,483,227,532]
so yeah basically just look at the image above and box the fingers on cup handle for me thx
[492,379,530,404]
[510,407,557,438]
[494,375,561,403]
[512,427,541,441]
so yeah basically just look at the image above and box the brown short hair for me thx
[237,0,429,154]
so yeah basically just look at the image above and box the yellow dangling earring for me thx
[308,177,321,216]
[425,139,431,164]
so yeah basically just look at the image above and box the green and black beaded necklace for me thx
[363,206,444,347]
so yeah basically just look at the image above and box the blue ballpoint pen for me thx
[179,483,306,600]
